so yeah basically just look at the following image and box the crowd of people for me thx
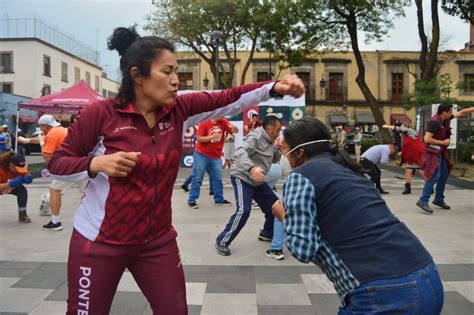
[1,25,473,314]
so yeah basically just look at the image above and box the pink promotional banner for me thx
[18,80,104,114]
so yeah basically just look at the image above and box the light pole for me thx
[319,75,327,98]
[268,49,274,80]
[210,30,224,89]
[203,72,209,89]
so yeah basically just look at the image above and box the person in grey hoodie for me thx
[215,115,282,256]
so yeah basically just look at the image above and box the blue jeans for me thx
[339,261,443,314]
[420,157,449,204]
[264,164,284,251]
[188,152,224,203]
[216,176,278,246]
[183,174,214,193]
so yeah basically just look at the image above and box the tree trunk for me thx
[240,35,258,85]
[415,0,427,78]
[415,0,440,99]
[346,11,392,143]
[423,0,440,82]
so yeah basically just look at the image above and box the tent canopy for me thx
[18,80,104,114]
[356,112,375,124]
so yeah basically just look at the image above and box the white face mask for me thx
[285,139,332,156]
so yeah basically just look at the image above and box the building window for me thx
[178,72,193,90]
[108,91,117,98]
[42,84,51,96]
[0,52,13,73]
[257,72,272,82]
[43,55,51,77]
[102,89,107,98]
[0,82,13,93]
[464,74,474,92]
[85,71,91,85]
[74,67,80,84]
[328,72,344,100]
[95,75,100,91]
[296,72,311,101]
[61,62,68,82]
[391,73,404,101]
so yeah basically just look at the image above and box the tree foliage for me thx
[144,0,333,87]
[441,0,474,23]
[303,0,410,143]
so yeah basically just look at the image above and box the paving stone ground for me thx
[0,165,473,314]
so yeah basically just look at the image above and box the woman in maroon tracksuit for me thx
[48,26,304,314]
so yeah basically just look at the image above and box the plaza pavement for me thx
[0,161,473,314]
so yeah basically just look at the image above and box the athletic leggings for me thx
[8,185,27,208]
[67,229,187,315]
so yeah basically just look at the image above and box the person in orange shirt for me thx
[18,114,70,230]
[0,152,33,223]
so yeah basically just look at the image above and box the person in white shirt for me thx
[360,144,395,194]
[353,127,363,163]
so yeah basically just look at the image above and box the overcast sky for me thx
[1,0,470,81]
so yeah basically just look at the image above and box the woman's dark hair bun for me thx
[107,25,140,56]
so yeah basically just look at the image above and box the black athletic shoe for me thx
[180,184,189,192]
[215,243,231,256]
[43,221,63,231]
[258,232,272,242]
[379,189,389,194]
[188,202,199,209]
[416,200,433,214]
[433,200,451,210]
[266,249,284,260]
[215,199,231,206]
[209,191,214,196]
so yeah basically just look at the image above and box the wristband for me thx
[269,81,284,99]
[87,156,98,178]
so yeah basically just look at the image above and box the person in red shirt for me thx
[244,113,262,135]
[0,152,33,223]
[187,117,238,208]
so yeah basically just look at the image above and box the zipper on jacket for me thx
[147,130,158,242]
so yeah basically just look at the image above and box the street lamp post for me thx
[203,72,209,89]
[210,30,224,89]
[319,75,327,98]
[268,50,274,80]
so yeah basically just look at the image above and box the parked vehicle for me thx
[24,131,43,155]
[345,132,376,154]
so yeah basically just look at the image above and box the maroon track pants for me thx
[66,229,187,315]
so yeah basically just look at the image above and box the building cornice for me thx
[0,38,102,70]
[455,60,474,64]
[383,59,419,64]
[321,58,351,64]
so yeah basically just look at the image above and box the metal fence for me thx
[0,17,100,66]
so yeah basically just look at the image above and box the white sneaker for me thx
[265,249,284,260]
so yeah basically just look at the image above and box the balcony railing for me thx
[0,17,100,66]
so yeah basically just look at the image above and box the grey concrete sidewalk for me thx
[0,168,473,314]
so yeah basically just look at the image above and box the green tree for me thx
[415,0,441,87]
[145,0,331,87]
[441,0,474,23]
[145,0,251,88]
[304,0,410,143]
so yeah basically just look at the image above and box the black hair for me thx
[107,25,175,108]
[0,151,15,168]
[283,117,363,174]
[251,114,259,118]
[262,115,281,129]
[437,103,453,115]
